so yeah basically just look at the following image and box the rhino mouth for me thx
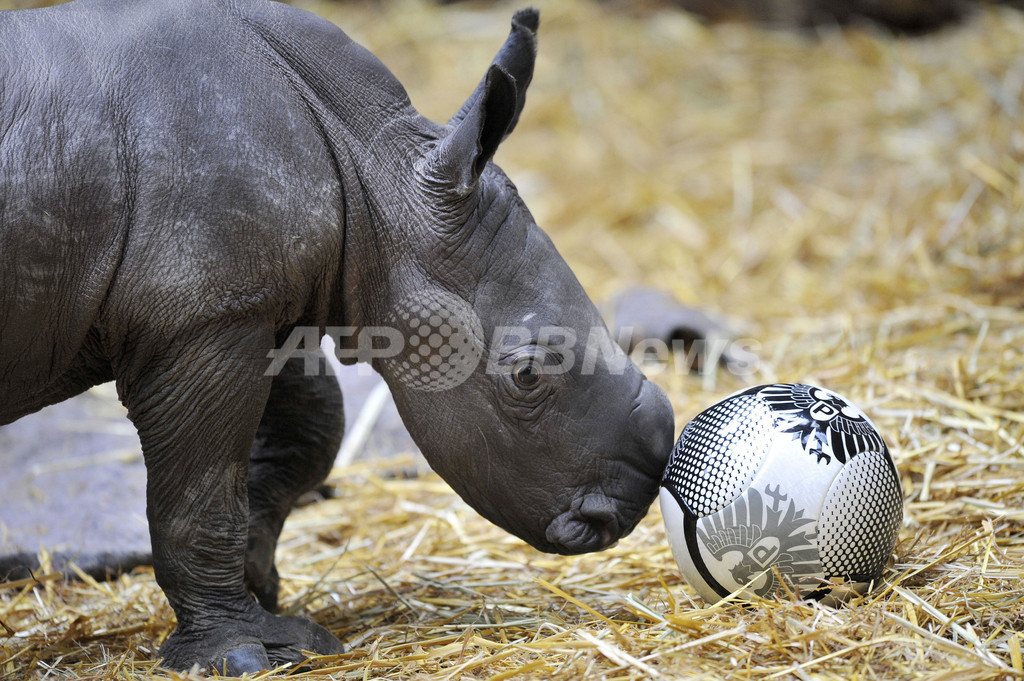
[544,493,635,555]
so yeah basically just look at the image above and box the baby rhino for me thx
[0,0,675,673]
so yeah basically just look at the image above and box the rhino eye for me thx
[512,357,542,390]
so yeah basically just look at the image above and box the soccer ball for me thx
[660,383,903,604]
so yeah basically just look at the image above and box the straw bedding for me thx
[2,0,1024,678]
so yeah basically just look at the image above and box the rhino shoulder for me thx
[224,0,414,123]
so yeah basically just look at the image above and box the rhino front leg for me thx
[245,354,344,612]
[117,325,342,674]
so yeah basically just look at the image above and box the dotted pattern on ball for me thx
[818,450,903,580]
[387,293,483,392]
[662,394,775,517]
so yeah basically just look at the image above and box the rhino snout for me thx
[628,378,675,479]
[544,380,674,555]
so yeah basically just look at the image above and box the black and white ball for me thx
[660,384,903,604]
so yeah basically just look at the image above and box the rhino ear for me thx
[449,8,539,135]
[425,9,538,195]
[426,64,519,195]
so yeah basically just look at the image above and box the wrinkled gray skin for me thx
[0,0,674,674]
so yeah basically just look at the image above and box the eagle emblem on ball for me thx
[751,383,887,465]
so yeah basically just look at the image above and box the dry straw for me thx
[3,0,1024,678]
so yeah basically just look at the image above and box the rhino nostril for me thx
[629,380,675,475]
[592,520,616,549]
[579,495,621,546]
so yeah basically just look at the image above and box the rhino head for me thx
[343,9,675,554]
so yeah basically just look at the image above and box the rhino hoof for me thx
[158,613,343,674]
[264,615,345,668]
[221,643,272,676]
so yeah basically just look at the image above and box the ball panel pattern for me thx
[818,449,903,580]
[662,394,774,517]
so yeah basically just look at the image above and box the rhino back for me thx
[0,0,358,396]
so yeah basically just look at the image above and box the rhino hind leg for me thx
[245,355,344,611]
[118,325,341,673]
